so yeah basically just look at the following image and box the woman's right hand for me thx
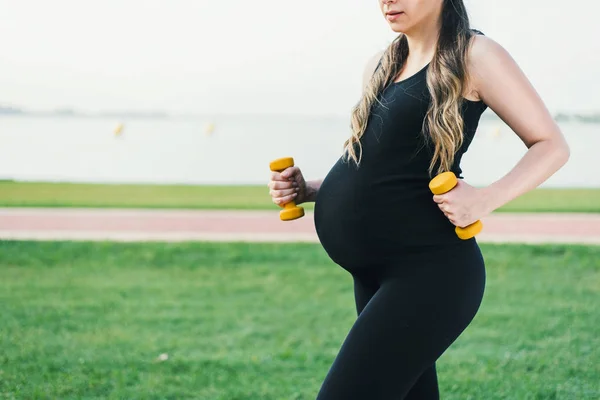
[268,166,308,206]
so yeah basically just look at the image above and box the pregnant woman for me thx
[267,0,569,398]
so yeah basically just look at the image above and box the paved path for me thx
[1,208,599,245]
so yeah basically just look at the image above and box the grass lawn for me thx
[0,181,599,212]
[0,241,598,399]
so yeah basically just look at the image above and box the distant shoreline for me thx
[0,107,170,120]
[1,107,600,124]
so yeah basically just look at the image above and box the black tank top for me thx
[314,59,488,265]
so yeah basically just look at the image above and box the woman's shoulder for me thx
[466,29,528,104]
[464,30,511,102]
[467,30,511,67]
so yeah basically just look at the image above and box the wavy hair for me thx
[344,0,475,176]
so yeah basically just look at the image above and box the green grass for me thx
[0,181,281,211]
[0,181,600,213]
[494,188,600,213]
[0,241,598,399]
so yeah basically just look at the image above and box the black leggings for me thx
[316,239,486,399]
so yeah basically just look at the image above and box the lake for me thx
[0,115,596,188]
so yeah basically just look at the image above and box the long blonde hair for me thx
[344,0,475,177]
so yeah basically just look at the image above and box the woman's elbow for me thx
[553,138,571,168]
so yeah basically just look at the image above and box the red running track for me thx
[1,208,599,245]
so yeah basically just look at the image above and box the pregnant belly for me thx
[314,162,460,265]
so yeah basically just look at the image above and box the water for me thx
[0,115,596,188]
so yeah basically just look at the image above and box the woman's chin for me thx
[387,22,409,34]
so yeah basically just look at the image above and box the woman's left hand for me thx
[432,179,491,228]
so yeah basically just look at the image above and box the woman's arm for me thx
[433,35,570,227]
[304,179,323,203]
[470,35,570,214]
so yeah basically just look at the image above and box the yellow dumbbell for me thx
[269,157,305,221]
[428,171,483,240]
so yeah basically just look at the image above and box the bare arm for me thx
[469,35,570,213]
[304,50,384,203]
[302,179,322,203]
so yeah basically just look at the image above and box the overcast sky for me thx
[1,0,598,115]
